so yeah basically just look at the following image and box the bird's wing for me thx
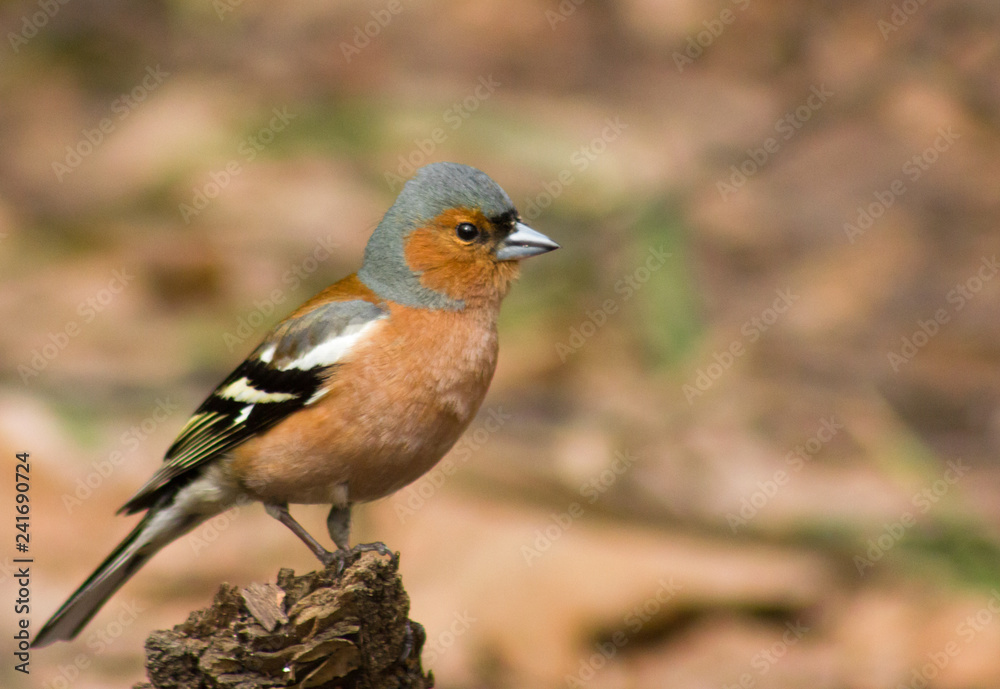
[120,299,388,514]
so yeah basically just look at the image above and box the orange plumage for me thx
[35,161,558,647]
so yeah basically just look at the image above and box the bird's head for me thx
[359,162,559,309]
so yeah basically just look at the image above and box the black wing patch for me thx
[120,299,386,514]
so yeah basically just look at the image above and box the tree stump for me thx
[133,550,433,689]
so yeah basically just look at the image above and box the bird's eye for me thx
[455,223,479,241]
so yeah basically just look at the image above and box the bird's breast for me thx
[229,303,501,505]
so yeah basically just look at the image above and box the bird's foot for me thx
[317,547,350,575]
[399,620,424,662]
[350,541,399,565]
[318,541,397,574]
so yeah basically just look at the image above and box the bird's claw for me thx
[399,620,424,662]
[318,548,349,575]
[318,542,396,575]
[351,541,398,565]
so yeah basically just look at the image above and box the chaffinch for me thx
[35,162,559,647]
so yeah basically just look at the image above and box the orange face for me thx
[403,207,522,305]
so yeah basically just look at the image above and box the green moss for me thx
[628,200,701,368]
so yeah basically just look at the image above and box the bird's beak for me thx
[495,222,560,261]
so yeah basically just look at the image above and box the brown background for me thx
[2,1,1000,687]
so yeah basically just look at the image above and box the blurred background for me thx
[2,1,1000,687]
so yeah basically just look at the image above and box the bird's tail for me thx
[33,498,206,647]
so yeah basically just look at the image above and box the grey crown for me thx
[358,162,517,310]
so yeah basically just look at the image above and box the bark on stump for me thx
[133,550,433,689]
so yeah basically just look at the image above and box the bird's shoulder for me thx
[119,274,389,514]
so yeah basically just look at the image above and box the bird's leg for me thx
[264,502,344,570]
[328,503,398,563]
[326,503,352,550]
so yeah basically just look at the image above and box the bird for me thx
[34,161,559,647]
